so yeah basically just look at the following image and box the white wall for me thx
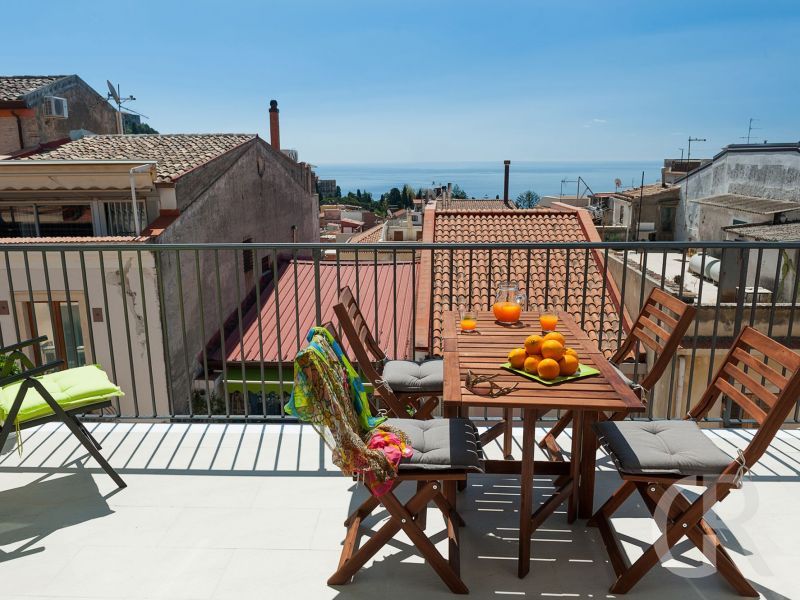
[0,249,170,418]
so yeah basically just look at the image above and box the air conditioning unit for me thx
[43,96,69,119]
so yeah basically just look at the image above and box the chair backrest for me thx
[612,287,696,392]
[334,287,407,417]
[336,286,386,363]
[689,326,800,470]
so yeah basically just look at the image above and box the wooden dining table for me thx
[441,310,644,578]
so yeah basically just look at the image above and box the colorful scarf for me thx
[286,328,412,495]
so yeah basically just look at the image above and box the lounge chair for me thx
[0,336,126,488]
[334,285,442,419]
[589,326,800,595]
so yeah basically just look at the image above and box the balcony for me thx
[0,239,799,598]
[1,421,798,598]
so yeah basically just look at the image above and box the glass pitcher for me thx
[492,281,526,324]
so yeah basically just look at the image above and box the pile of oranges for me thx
[507,331,580,380]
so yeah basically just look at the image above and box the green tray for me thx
[500,362,600,386]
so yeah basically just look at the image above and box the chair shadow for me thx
[0,465,114,563]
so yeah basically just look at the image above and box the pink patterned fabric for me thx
[364,430,413,496]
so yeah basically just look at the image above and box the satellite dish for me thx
[107,80,121,104]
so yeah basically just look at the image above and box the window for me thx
[105,202,147,235]
[242,238,254,274]
[27,300,86,368]
[37,204,93,237]
[0,205,37,237]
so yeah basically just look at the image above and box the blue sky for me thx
[5,1,800,163]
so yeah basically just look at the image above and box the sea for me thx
[313,160,663,200]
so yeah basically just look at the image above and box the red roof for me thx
[211,259,416,364]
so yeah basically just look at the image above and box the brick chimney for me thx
[269,100,280,149]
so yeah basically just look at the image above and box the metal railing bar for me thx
[77,251,96,367]
[3,251,20,343]
[193,249,212,417]
[117,250,140,418]
[253,246,267,417]
[213,249,230,417]
[136,250,158,417]
[233,249,248,418]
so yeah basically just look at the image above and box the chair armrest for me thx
[0,359,64,387]
[0,336,49,354]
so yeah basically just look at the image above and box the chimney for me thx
[503,160,511,205]
[269,100,280,149]
[447,182,452,200]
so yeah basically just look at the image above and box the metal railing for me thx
[0,240,798,426]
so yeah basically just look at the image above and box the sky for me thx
[5,0,800,164]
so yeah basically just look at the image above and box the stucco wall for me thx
[29,76,117,143]
[155,139,319,410]
[0,249,169,418]
[677,149,800,241]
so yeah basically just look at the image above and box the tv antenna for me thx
[107,80,136,134]
[739,117,760,144]
[687,136,706,165]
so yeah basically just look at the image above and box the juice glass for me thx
[460,309,477,332]
[539,312,558,332]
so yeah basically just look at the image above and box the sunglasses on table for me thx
[464,370,519,398]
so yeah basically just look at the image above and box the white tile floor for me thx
[1,422,799,599]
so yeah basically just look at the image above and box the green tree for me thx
[124,120,159,134]
[335,185,342,198]
[387,187,402,208]
[516,190,541,209]
[451,184,468,199]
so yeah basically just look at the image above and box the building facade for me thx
[0,132,318,415]
[0,75,117,156]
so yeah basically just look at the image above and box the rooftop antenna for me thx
[107,80,136,134]
[687,136,706,166]
[739,118,760,144]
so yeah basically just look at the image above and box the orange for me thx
[541,339,565,361]
[537,358,560,380]
[523,355,541,374]
[543,331,566,346]
[508,348,527,370]
[524,334,543,356]
[559,354,579,376]
[564,347,579,359]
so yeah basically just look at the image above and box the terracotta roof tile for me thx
[438,199,514,210]
[21,134,255,183]
[428,209,624,356]
[0,76,67,101]
[211,259,416,364]
[347,223,384,244]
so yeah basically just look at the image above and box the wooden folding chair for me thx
[295,351,482,594]
[540,287,696,458]
[0,336,126,489]
[334,285,441,419]
[589,326,800,595]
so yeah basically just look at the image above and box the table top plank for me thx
[442,310,645,412]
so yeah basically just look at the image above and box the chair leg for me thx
[415,480,428,530]
[329,481,468,593]
[30,380,126,488]
[608,485,727,595]
[538,410,572,457]
[72,416,102,450]
[641,484,758,597]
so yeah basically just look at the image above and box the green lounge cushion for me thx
[0,365,122,425]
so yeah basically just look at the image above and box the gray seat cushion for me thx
[595,420,733,477]
[382,359,443,393]
[386,418,483,472]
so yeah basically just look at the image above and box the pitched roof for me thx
[209,259,416,365]
[609,183,678,200]
[22,134,255,183]
[723,221,800,241]
[438,199,514,210]
[0,76,67,101]
[347,222,384,243]
[692,194,800,215]
[419,208,626,356]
